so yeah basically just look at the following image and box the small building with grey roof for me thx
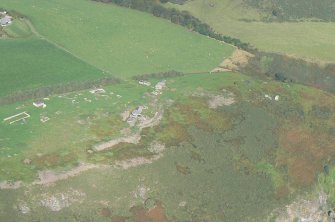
[0,15,12,27]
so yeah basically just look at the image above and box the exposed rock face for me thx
[208,94,235,108]
[39,189,86,212]
[16,202,31,214]
[147,141,165,154]
[273,191,328,222]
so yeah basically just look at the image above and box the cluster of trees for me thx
[133,70,184,81]
[161,0,187,5]
[245,0,335,22]
[93,0,253,51]
[0,77,120,105]
[240,51,335,94]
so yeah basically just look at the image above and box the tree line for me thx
[93,0,253,51]
[133,70,184,81]
[0,77,120,105]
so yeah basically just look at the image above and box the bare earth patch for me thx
[0,181,22,189]
[192,88,235,109]
[121,110,130,121]
[208,94,235,108]
[113,154,163,170]
[94,134,141,151]
[138,109,164,129]
[16,201,31,214]
[214,49,254,72]
[95,109,164,151]
[33,163,98,186]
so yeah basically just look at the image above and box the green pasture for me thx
[169,0,335,62]
[0,38,106,97]
[1,0,234,78]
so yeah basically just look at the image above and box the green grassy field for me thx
[0,38,106,97]
[1,0,234,79]
[169,0,335,62]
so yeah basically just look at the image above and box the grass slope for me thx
[169,0,335,62]
[1,0,234,78]
[0,38,106,97]
[0,72,334,220]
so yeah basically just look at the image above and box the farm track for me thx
[24,19,111,75]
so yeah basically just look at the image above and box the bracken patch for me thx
[277,127,334,187]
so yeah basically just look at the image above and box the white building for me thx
[127,106,144,125]
[139,80,151,86]
[0,15,12,27]
[33,101,46,108]
[89,88,106,94]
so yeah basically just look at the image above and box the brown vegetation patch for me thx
[277,127,334,187]
[153,121,191,147]
[300,92,316,101]
[173,98,207,127]
[224,137,244,148]
[173,98,233,132]
[111,216,126,222]
[33,153,61,167]
[275,185,290,199]
[90,116,124,139]
[206,111,233,132]
[288,157,317,187]
[175,163,191,175]
[130,202,173,222]
[111,142,146,161]
[234,153,257,176]
[218,49,254,71]
[32,152,77,169]
[190,150,205,163]
[101,207,111,217]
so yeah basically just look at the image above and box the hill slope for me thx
[169,0,335,62]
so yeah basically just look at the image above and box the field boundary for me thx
[0,76,120,105]
[3,111,30,124]
[24,18,111,75]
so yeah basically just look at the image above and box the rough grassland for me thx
[169,0,335,62]
[0,38,106,97]
[0,72,334,221]
[1,0,234,78]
